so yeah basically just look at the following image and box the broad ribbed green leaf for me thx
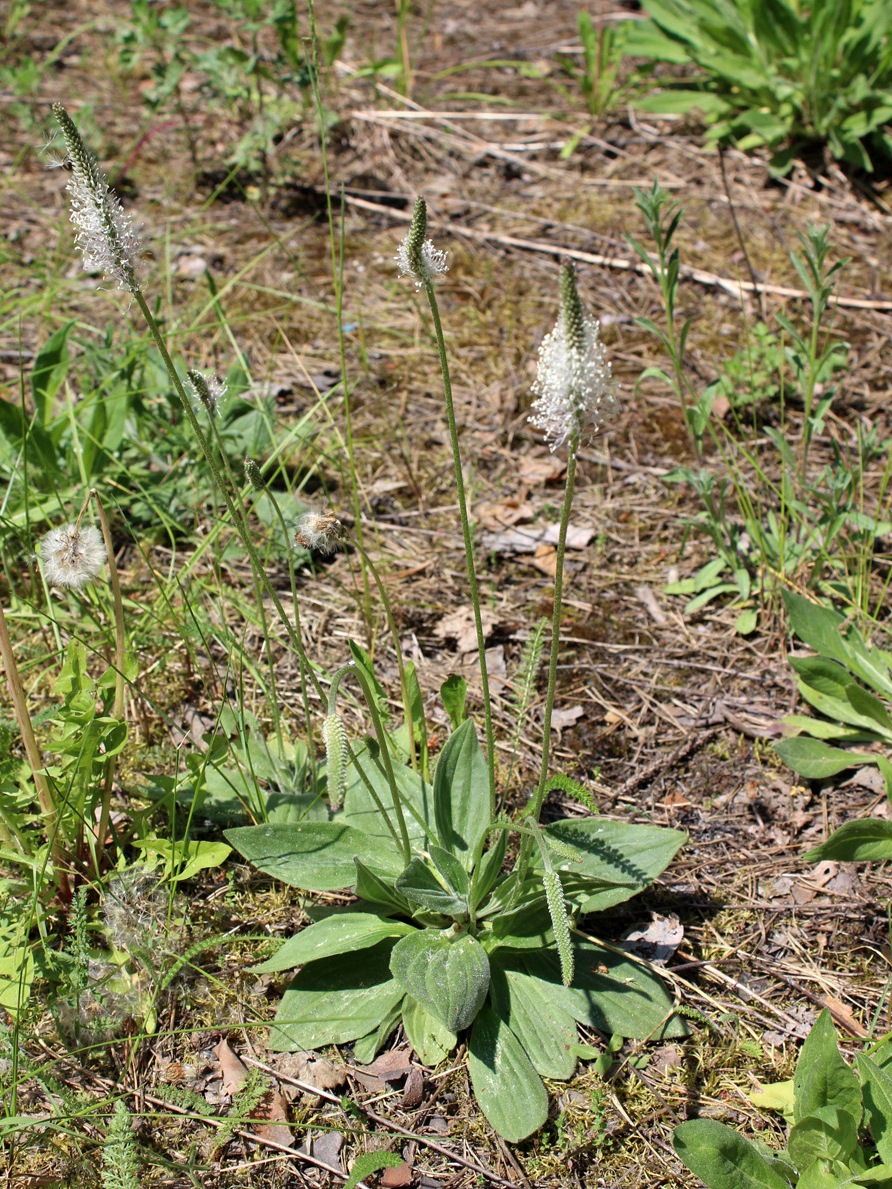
[390,929,489,1032]
[402,995,457,1064]
[225,821,401,891]
[788,1107,858,1170]
[805,819,892,863]
[269,941,404,1051]
[774,737,872,780]
[433,720,490,867]
[523,941,687,1039]
[674,1119,790,1189]
[858,1055,892,1165]
[540,819,686,912]
[794,1010,861,1127]
[468,1005,548,1142]
[252,913,415,973]
[395,857,469,918]
[341,747,434,847]
[489,960,577,1080]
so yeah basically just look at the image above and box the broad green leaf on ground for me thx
[794,1010,861,1127]
[352,996,405,1063]
[489,959,578,1080]
[805,820,892,863]
[251,913,415,973]
[674,1119,791,1189]
[390,929,490,1033]
[401,995,457,1064]
[432,719,490,867]
[539,819,686,912]
[858,1055,892,1165]
[523,941,687,1039]
[774,737,873,780]
[225,821,402,892]
[268,941,404,1051]
[787,1106,859,1169]
[468,1004,548,1142]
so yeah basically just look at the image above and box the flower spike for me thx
[529,262,616,452]
[396,197,448,288]
[52,104,140,293]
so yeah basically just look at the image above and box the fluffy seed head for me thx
[52,104,140,293]
[396,197,448,288]
[529,262,617,452]
[40,523,106,590]
[294,510,343,556]
[186,369,226,417]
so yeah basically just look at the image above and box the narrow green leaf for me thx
[353,858,414,915]
[673,1119,790,1189]
[390,929,490,1033]
[31,322,73,426]
[468,1005,548,1142]
[395,857,469,917]
[251,913,415,973]
[440,674,467,728]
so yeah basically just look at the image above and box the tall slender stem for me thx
[422,280,496,816]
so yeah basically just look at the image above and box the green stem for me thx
[422,278,496,816]
[516,441,578,878]
[92,489,126,871]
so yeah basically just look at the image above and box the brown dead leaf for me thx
[215,1039,247,1095]
[253,1087,293,1149]
[475,498,533,529]
[381,1162,414,1187]
[532,543,557,576]
[820,997,867,1038]
[272,1051,346,1097]
[550,705,584,737]
[434,606,498,653]
[624,913,684,965]
[402,1065,424,1110]
[518,454,566,485]
[482,523,594,555]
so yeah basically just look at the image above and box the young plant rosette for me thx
[227,719,686,1141]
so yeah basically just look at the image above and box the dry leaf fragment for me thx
[434,606,498,654]
[402,1065,424,1110]
[253,1087,293,1149]
[518,454,566,485]
[482,523,594,555]
[475,498,533,528]
[273,1051,346,1096]
[381,1162,414,1187]
[549,705,584,737]
[214,1039,248,1095]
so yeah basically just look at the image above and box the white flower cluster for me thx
[53,104,139,293]
[529,309,616,452]
[395,234,448,289]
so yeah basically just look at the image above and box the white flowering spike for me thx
[396,197,448,288]
[529,262,616,452]
[40,523,107,590]
[186,369,226,417]
[52,104,140,293]
[294,510,343,556]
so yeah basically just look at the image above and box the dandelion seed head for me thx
[52,104,140,293]
[396,196,448,288]
[529,263,617,452]
[294,510,344,556]
[39,523,106,590]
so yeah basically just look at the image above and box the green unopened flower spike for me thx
[396,197,448,288]
[543,869,574,986]
[529,262,616,452]
[322,713,348,808]
[52,104,139,293]
[244,458,265,490]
